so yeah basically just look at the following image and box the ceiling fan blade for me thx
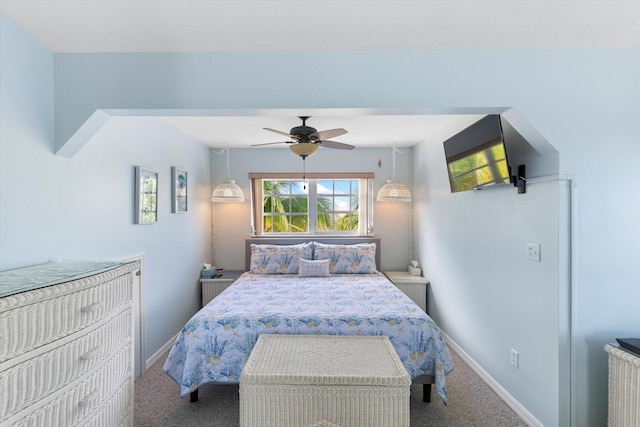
[263,127,297,139]
[311,128,347,141]
[251,141,291,146]
[318,140,355,150]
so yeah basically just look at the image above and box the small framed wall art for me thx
[134,166,158,224]
[172,167,188,213]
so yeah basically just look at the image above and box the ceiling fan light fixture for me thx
[289,143,319,159]
[254,117,353,155]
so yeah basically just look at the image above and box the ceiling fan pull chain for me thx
[303,158,307,189]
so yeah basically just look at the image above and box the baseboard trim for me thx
[442,331,543,427]
[145,333,179,371]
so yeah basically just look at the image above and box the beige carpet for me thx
[135,347,528,427]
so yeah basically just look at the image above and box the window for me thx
[250,173,374,236]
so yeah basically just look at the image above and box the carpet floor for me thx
[134,348,528,426]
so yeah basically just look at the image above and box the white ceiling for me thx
[2,1,638,53]
[161,113,487,149]
[2,0,638,148]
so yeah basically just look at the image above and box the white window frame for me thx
[250,172,374,236]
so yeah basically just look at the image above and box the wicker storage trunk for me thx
[240,335,410,427]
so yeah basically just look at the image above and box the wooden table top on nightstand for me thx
[384,270,429,284]
[200,270,244,282]
[200,270,244,307]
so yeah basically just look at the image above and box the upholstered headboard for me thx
[245,237,381,271]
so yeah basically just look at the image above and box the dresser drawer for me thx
[0,309,132,422]
[7,343,132,427]
[83,379,133,427]
[0,273,132,362]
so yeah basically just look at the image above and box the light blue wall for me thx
[211,146,414,271]
[415,138,562,424]
[2,10,639,427]
[0,14,213,359]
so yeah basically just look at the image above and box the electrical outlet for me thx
[511,348,519,368]
[526,242,541,262]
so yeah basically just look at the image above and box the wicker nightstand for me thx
[384,270,429,313]
[200,270,243,307]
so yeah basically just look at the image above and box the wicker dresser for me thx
[0,261,139,427]
[240,334,411,427]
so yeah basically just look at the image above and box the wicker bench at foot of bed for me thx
[239,335,411,427]
[188,377,434,403]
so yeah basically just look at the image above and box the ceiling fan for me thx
[252,116,354,159]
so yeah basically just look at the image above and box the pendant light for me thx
[377,145,412,202]
[211,147,245,202]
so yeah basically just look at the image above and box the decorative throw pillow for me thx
[313,242,377,274]
[298,258,331,277]
[249,242,313,274]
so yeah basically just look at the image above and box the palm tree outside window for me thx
[250,173,374,236]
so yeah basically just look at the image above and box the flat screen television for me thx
[443,115,511,193]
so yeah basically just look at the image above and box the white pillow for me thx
[298,258,330,277]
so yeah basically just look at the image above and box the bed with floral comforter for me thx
[163,271,453,403]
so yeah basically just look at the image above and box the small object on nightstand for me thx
[201,263,218,278]
[201,268,217,278]
[408,260,421,276]
[408,266,421,276]
[384,270,429,314]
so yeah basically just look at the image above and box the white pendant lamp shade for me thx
[211,178,245,202]
[376,145,412,202]
[377,178,412,202]
[211,147,245,202]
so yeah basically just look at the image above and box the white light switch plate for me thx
[526,243,541,262]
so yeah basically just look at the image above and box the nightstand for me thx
[384,270,429,313]
[200,270,243,307]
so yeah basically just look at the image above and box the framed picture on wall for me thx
[172,167,188,213]
[134,166,158,224]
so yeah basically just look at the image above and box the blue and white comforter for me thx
[163,272,453,403]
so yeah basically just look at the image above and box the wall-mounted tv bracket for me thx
[511,164,527,194]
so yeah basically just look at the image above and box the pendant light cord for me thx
[391,144,409,179]
[392,145,397,178]
[389,144,413,261]
[213,146,232,179]
[210,149,217,264]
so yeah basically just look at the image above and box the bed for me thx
[163,238,453,404]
